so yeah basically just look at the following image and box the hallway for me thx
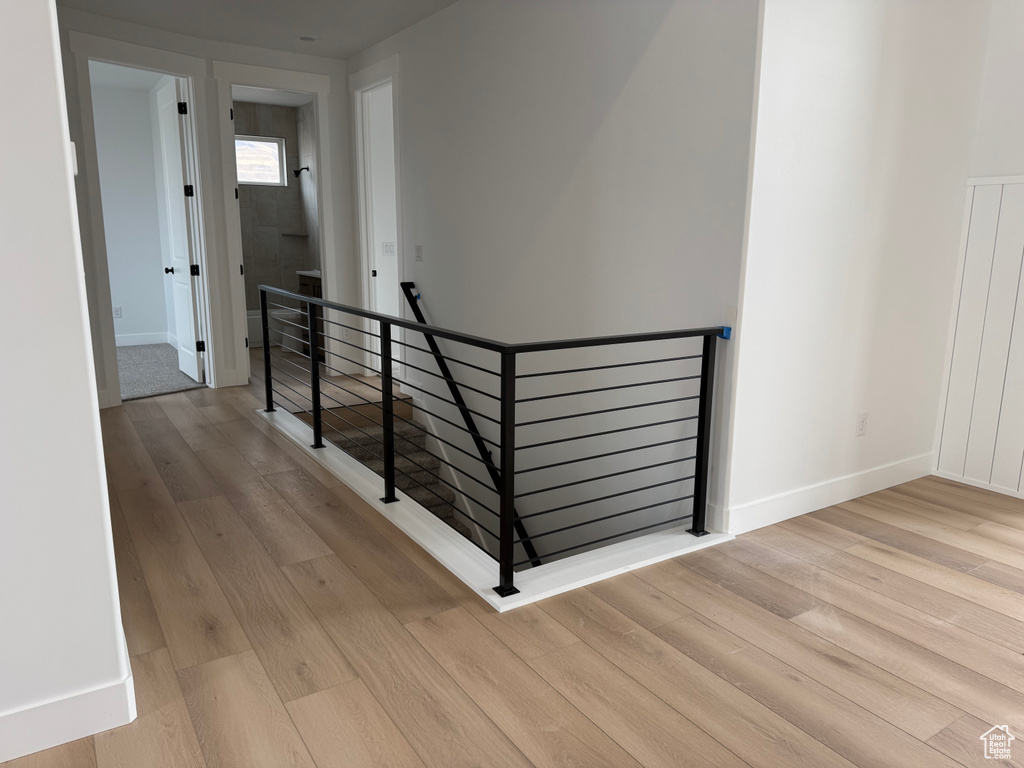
[8,383,1024,766]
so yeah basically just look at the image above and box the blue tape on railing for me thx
[719,327,732,340]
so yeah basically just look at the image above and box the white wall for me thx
[91,81,171,346]
[724,0,992,533]
[348,0,760,538]
[58,8,354,405]
[970,0,1024,178]
[0,0,134,761]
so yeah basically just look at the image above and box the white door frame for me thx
[212,61,338,378]
[68,32,216,408]
[351,55,405,373]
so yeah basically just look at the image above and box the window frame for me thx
[234,134,288,187]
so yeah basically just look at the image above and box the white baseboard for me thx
[0,672,136,762]
[725,452,934,535]
[114,332,172,346]
[257,408,732,611]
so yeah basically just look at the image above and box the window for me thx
[235,135,287,186]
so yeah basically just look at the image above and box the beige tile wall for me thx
[234,102,318,311]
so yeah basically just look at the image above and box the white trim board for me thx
[967,175,1024,187]
[0,671,135,763]
[212,60,341,380]
[257,408,732,612]
[724,452,934,534]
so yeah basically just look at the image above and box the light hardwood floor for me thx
[7,381,1024,766]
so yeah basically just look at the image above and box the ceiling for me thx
[89,60,166,90]
[57,0,458,59]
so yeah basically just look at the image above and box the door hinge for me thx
[184,184,194,197]
[240,264,244,275]
[177,101,188,115]
[190,264,200,277]
[230,108,234,120]
[235,187,239,200]
[245,337,249,348]
[195,340,206,352]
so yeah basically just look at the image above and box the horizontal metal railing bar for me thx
[398,356,500,401]
[319,366,385,396]
[267,347,521,524]
[391,377,501,425]
[517,493,696,543]
[298,382,499,513]
[267,301,308,315]
[388,445,500,517]
[319,348,383,376]
[266,344,310,363]
[516,374,701,403]
[513,510,694,566]
[393,442,501,506]
[319,407,387,452]
[318,415,499,537]
[320,315,381,338]
[516,436,698,475]
[390,411,497,466]
[516,354,703,379]
[516,395,700,427]
[270,376,316,410]
[507,328,725,355]
[269,353,322,383]
[270,391,318,426]
[517,415,699,450]
[316,330,377,358]
[262,285,724,358]
[262,285,510,353]
[389,336,501,377]
[517,456,696,498]
[394,403,501,450]
[316,423,499,544]
[520,476,692,520]
[270,387,310,414]
[269,327,312,350]
[268,315,309,333]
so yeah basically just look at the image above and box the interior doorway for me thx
[226,85,325,378]
[354,78,403,371]
[88,60,206,400]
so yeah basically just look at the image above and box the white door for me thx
[155,78,202,381]
[359,82,402,372]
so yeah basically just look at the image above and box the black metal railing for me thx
[259,283,727,598]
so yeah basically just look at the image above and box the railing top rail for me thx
[260,284,727,356]
[260,285,508,353]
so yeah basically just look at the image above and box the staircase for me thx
[250,347,471,538]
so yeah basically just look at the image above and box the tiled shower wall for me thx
[297,102,321,270]
[234,102,318,310]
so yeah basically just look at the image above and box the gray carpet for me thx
[117,343,205,401]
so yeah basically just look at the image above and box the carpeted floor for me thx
[117,343,205,401]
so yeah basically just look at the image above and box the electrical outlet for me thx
[415,244,423,262]
[113,306,122,319]
[856,411,868,437]
[342,327,352,340]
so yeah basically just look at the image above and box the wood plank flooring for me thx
[6,381,1024,767]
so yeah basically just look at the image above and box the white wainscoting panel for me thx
[939,182,1024,493]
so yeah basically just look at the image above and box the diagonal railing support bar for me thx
[401,282,542,568]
